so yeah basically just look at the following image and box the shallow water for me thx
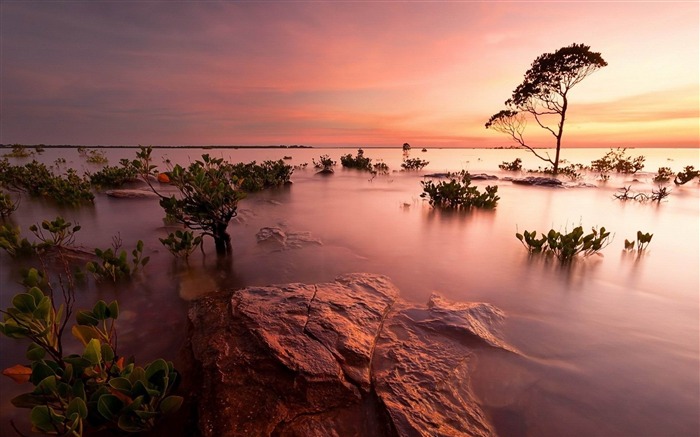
[1,147,698,436]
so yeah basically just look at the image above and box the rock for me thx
[511,176,563,187]
[470,173,499,180]
[256,226,322,250]
[316,168,334,175]
[104,189,158,198]
[187,273,514,436]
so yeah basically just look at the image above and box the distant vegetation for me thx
[340,149,373,171]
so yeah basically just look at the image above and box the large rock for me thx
[187,274,514,436]
[510,176,562,187]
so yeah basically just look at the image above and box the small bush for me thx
[516,225,612,263]
[159,230,202,261]
[420,171,499,209]
[625,231,653,251]
[231,159,293,192]
[674,166,699,185]
[402,157,429,171]
[340,149,373,171]
[3,145,34,158]
[653,167,674,183]
[0,191,18,218]
[87,159,139,188]
[312,155,336,171]
[499,158,522,171]
[0,159,94,206]
[590,148,645,176]
[86,237,149,282]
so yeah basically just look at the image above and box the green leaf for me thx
[26,343,46,360]
[67,397,88,420]
[12,293,37,313]
[72,325,101,346]
[30,405,57,433]
[108,301,119,319]
[76,310,99,326]
[159,395,184,414]
[92,300,108,319]
[97,394,123,420]
[82,338,102,366]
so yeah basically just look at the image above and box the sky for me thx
[1,1,698,148]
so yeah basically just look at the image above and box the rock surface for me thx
[187,273,514,437]
[104,188,158,198]
[510,176,563,187]
[256,226,323,250]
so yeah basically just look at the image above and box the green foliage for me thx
[29,216,81,252]
[516,225,612,263]
[312,154,336,170]
[420,171,499,209]
[86,238,149,282]
[402,157,429,171]
[340,149,373,171]
[674,166,699,185]
[0,190,19,218]
[590,148,645,175]
[372,162,389,175]
[498,158,522,171]
[0,224,36,257]
[3,145,34,158]
[625,231,653,251]
[0,159,94,206]
[231,159,293,192]
[78,147,108,164]
[87,159,139,188]
[486,43,607,174]
[159,230,202,261]
[135,146,245,254]
[653,167,674,183]
[0,270,182,436]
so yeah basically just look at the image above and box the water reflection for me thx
[0,147,698,436]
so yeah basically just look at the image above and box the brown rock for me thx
[187,274,513,437]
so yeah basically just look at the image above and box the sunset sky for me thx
[1,2,698,148]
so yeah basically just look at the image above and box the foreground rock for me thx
[104,188,158,198]
[187,273,514,437]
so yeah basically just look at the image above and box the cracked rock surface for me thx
[187,273,513,436]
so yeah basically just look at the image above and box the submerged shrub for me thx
[340,149,373,171]
[614,186,670,203]
[135,147,245,255]
[29,216,81,252]
[402,157,429,171]
[86,238,149,282]
[231,159,293,192]
[0,190,18,218]
[312,154,336,171]
[590,148,645,176]
[3,145,34,158]
[498,158,522,171]
[674,166,699,185]
[516,225,612,263]
[420,171,499,209]
[159,230,203,261]
[0,224,35,257]
[78,147,108,164]
[0,159,94,206]
[653,167,674,183]
[624,231,653,251]
[87,159,139,188]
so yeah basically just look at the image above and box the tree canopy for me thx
[486,43,607,174]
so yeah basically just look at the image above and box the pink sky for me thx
[1,2,698,148]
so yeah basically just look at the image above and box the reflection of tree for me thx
[486,43,607,174]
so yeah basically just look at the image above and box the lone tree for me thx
[486,43,607,174]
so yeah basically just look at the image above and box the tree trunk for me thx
[213,223,231,255]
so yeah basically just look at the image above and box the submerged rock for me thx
[470,173,499,180]
[104,189,158,198]
[256,226,323,250]
[511,176,563,187]
[187,273,514,436]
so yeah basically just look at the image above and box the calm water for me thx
[1,147,698,436]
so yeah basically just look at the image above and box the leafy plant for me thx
[674,166,699,185]
[625,231,653,251]
[516,225,612,263]
[0,267,182,436]
[159,230,203,261]
[653,167,674,183]
[0,190,19,218]
[0,159,94,206]
[87,159,139,188]
[230,159,293,192]
[312,154,336,171]
[135,146,245,254]
[0,224,36,257]
[340,149,373,171]
[3,145,34,158]
[29,216,81,252]
[86,238,149,282]
[372,161,389,175]
[420,171,499,209]
[78,147,108,164]
[402,157,429,171]
[498,158,522,171]
[590,148,645,176]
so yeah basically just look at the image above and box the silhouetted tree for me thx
[486,43,607,174]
